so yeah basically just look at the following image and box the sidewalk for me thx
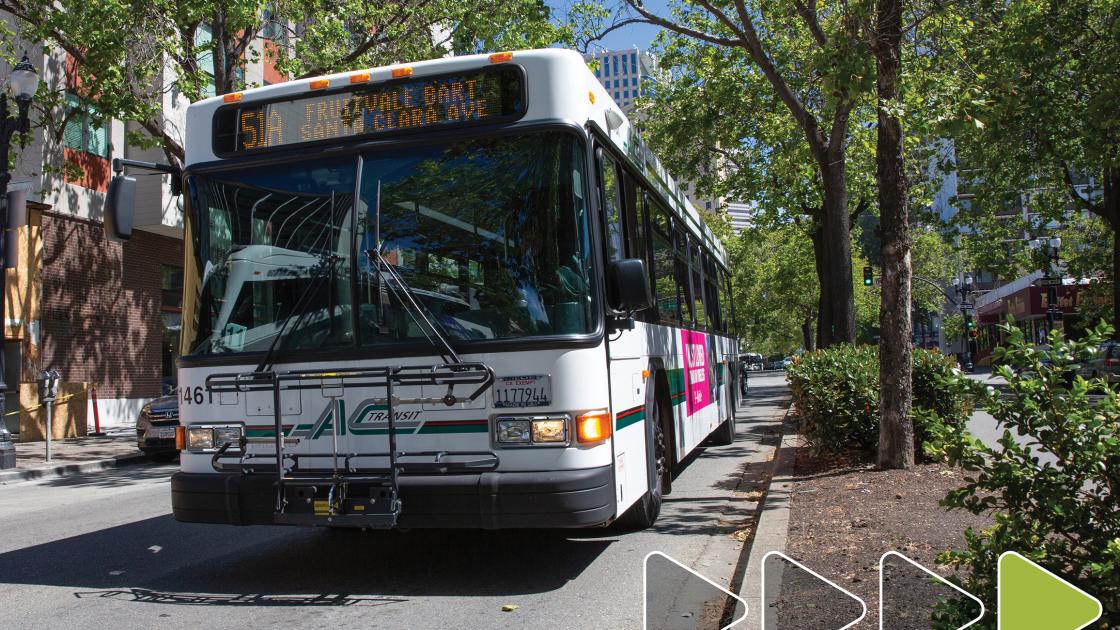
[0,427,147,484]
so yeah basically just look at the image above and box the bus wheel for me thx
[616,402,668,530]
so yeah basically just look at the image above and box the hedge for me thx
[785,345,970,456]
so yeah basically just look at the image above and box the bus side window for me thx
[625,175,654,322]
[598,152,624,262]
[690,239,706,329]
[704,255,720,332]
[650,203,679,324]
[673,221,694,325]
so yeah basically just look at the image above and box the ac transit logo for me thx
[289,398,425,439]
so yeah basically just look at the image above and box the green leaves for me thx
[786,345,970,456]
[936,322,1120,628]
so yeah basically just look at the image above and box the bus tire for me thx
[615,392,669,530]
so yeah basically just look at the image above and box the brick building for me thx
[1,13,286,432]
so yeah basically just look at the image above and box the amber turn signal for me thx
[576,410,612,443]
[174,425,186,451]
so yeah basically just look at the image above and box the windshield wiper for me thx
[254,253,340,374]
[365,179,462,366]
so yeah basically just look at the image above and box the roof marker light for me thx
[588,91,595,104]
[489,51,513,63]
[391,67,413,78]
[350,72,370,84]
[309,79,329,90]
[223,92,243,103]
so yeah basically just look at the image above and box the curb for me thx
[736,409,799,630]
[0,451,149,484]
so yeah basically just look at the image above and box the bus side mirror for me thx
[607,258,653,313]
[105,175,136,242]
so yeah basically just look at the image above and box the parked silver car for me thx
[136,394,179,460]
[1081,342,1120,384]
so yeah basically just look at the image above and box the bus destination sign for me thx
[213,66,524,154]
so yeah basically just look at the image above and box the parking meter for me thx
[37,369,60,403]
[37,369,60,462]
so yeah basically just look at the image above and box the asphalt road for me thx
[0,374,790,630]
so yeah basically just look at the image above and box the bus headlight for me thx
[187,428,213,450]
[494,415,569,446]
[496,418,531,444]
[531,419,566,443]
[186,424,243,452]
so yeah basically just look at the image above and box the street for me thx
[0,375,789,630]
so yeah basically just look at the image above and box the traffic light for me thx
[863,266,873,286]
[965,314,978,338]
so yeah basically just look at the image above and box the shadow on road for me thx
[36,463,177,489]
[0,516,611,605]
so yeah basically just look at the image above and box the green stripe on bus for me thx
[416,423,488,434]
[246,423,311,438]
[615,407,645,430]
[667,368,685,396]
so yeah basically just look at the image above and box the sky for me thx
[553,0,671,52]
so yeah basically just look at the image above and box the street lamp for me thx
[1029,236,1063,334]
[0,54,40,460]
[951,274,976,370]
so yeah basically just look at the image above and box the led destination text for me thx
[214,67,523,154]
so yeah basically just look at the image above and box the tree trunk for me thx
[1112,226,1120,341]
[810,225,833,348]
[802,318,816,352]
[875,0,914,470]
[821,162,856,344]
[1107,167,1120,341]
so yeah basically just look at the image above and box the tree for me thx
[951,0,1120,338]
[731,223,820,354]
[0,0,572,166]
[873,0,913,469]
[584,0,880,346]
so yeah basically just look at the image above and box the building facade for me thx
[1,15,287,432]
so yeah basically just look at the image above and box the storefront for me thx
[973,284,1084,364]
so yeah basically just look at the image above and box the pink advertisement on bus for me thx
[681,329,712,415]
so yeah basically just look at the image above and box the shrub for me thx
[935,323,1120,628]
[785,345,970,456]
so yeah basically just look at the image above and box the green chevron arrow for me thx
[998,552,1102,630]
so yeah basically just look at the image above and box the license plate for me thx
[151,427,176,439]
[494,375,551,408]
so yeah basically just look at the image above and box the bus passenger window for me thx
[599,154,624,261]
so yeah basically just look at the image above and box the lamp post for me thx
[0,55,40,456]
[952,274,975,368]
[1029,237,1062,334]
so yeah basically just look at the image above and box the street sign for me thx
[1040,276,1062,286]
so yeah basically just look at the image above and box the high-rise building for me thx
[583,47,658,114]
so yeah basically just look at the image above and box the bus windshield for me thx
[183,130,595,355]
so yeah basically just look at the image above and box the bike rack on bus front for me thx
[202,362,496,528]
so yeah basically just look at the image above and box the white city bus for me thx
[115,49,739,530]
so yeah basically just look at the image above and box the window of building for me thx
[62,94,109,158]
[260,7,285,40]
[612,56,618,75]
[631,52,638,74]
[161,265,184,310]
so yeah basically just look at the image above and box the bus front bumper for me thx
[170,466,616,529]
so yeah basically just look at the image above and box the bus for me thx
[109,48,739,530]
